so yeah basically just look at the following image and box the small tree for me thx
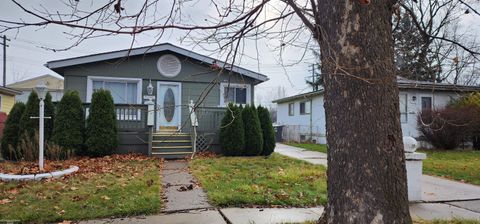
[219,103,245,156]
[44,92,55,141]
[52,91,85,157]
[451,92,480,150]
[242,105,263,156]
[85,89,118,157]
[19,91,40,140]
[257,106,275,156]
[1,102,26,160]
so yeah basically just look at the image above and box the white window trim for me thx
[399,93,408,123]
[86,76,142,104]
[219,82,251,107]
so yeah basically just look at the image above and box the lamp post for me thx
[35,83,47,171]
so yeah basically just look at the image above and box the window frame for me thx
[86,76,142,104]
[399,93,408,123]
[299,101,311,115]
[421,96,433,112]
[288,103,295,116]
[219,83,251,107]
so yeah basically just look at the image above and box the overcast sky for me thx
[0,0,478,106]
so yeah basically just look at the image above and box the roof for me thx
[397,76,480,92]
[7,74,64,91]
[0,86,22,96]
[272,90,324,104]
[273,77,480,104]
[45,43,268,83]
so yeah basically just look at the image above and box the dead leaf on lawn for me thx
[70,187,78,191]
[0,198,12,204]
[101,195,111,200]
[146,179,154,187]
[58,221,72,224]
[57,210,65,216]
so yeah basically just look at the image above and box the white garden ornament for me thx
[403,136,418,153]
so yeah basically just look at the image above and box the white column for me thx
[39,99,44,171]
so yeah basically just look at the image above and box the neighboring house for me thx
[0,86,22,114]
[7,74,64,102]
[273,77,480,143]
[45,43,268,157]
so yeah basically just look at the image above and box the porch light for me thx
[147,80,154,95]
[35,83,48,100]
[412,96,417,101]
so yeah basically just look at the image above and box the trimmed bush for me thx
[242,105,263,156]
[418,107,476,149]
[52,91,85,157]
[257,106,275,156]
[220,103,245,156]
[85,89,118,157]
[19,91,40,140]
[44,92,55,141]
[1,102,26,160]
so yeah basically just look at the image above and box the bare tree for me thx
[1,0,479,222]
[396,0,480,83]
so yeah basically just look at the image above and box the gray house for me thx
[46,43,268,157]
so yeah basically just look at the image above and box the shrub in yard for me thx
[52,91,85,157]
[220,103,245,156]
[257,105,275,156]
[44,92,55,141]
[242,105,263,156]
[19,91,40,140]
[1,102,25,160]
[418,107,476,149]
[451,92,480,150]
[85,89,118,157]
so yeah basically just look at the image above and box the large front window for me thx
[87,76,142,104]
[92,81,138,104]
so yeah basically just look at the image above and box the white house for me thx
[273,77,480,143]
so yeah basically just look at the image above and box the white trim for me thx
[219,82,251,107]
[157,81,182,130]
[86,76,142,103]
[47,43,268,82]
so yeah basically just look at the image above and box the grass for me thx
[190,153,327,207]
[0,157,161,223]
[284,143,328,154]
[420,149,480,185]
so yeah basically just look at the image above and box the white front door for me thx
[157,82,181,130]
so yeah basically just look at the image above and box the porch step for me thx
[150,131,193,158]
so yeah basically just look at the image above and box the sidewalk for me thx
[275,143,480,221]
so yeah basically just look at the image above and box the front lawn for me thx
[420,149,480,185]
[190,153,327,207]
[285,142,328,154]
[0,155,162,223]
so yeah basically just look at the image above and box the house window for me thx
[87,76,142,104]
[300,101,311,115]
[219,83,251,106]
[87,76,142,121]
[399,94,407,123]
[421,97,432,112]
[288,103,294,116]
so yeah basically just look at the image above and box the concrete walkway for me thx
[161,160,212,212]
[275,143,480,221]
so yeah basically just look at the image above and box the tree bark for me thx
[315,0,412,223]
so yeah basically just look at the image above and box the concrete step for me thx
[152,145,192,150]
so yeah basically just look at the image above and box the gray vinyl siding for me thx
[61,51,256,104]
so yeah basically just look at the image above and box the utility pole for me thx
[1,35,10,87]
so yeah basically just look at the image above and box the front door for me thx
[157,82,181,130]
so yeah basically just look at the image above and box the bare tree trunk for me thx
[316,0,412,223]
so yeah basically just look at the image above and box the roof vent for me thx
[157,54,181,77]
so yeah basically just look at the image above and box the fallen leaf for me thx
[57,210,65,215]
[101,195,111,200]
[0,199,12,205]
[70,187,78,191]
